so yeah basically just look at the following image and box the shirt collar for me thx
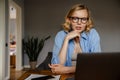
[81,31,88,40]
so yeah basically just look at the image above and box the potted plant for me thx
[22,36,50,69]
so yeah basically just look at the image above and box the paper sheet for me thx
[25,74,60,80]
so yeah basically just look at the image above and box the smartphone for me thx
[65,77,75,80]
[31,75,54,80]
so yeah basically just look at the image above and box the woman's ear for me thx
[65,18,70,23]
[65,18,71,26]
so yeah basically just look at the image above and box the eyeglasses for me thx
[69,17,89,24]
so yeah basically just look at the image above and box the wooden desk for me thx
[18,69,74,80]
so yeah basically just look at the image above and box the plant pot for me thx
[29,61,37,69]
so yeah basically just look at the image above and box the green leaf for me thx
[22,35,51,62]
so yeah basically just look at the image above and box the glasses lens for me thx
[69,17,88,24]
[71,17,78,23]
[81,18,88,24]
[69,17,79,23]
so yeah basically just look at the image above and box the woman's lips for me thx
[76,27,81,30]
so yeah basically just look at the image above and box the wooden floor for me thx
[10,67,26,80]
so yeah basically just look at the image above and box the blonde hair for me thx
[63,4,93,32]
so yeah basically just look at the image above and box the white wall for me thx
[80,0,120,52]
[0,0,7,79]
[24,0,120,66]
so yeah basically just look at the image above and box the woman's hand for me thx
[66,31,80,41]
[48,64,65,74]
[48,64,75,74]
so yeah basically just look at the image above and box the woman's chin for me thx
[75,30,83,33]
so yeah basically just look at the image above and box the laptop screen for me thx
[75,53,120,80]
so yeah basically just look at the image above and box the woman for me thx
[49,4,101,74]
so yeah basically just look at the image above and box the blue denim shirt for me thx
[51,28,101,66]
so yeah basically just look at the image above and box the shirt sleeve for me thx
[51,31,66,64]
[88,28,101,52]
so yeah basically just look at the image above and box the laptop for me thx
[75,53,120,80]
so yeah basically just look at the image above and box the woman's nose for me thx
[77,20,82,25]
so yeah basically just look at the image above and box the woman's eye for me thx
[73,17,78,21]
[82,18,87,21]
[73,17,77,19]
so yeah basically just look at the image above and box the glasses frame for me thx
[69,17,89,24]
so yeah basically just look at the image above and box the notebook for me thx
[75,52,120,80]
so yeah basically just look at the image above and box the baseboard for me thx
[23,64,39,68]
[23,65,30,68]
[16,66,23,71]
[5,76,9,80]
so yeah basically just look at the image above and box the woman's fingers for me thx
[48,64,56,73]
[48,64,52,68]
[66,31,80,40]
[51,64,59,67]
[48,64,57,71]
[49,64,60,67]
[48,64,64,74]
[51,68,55,73]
